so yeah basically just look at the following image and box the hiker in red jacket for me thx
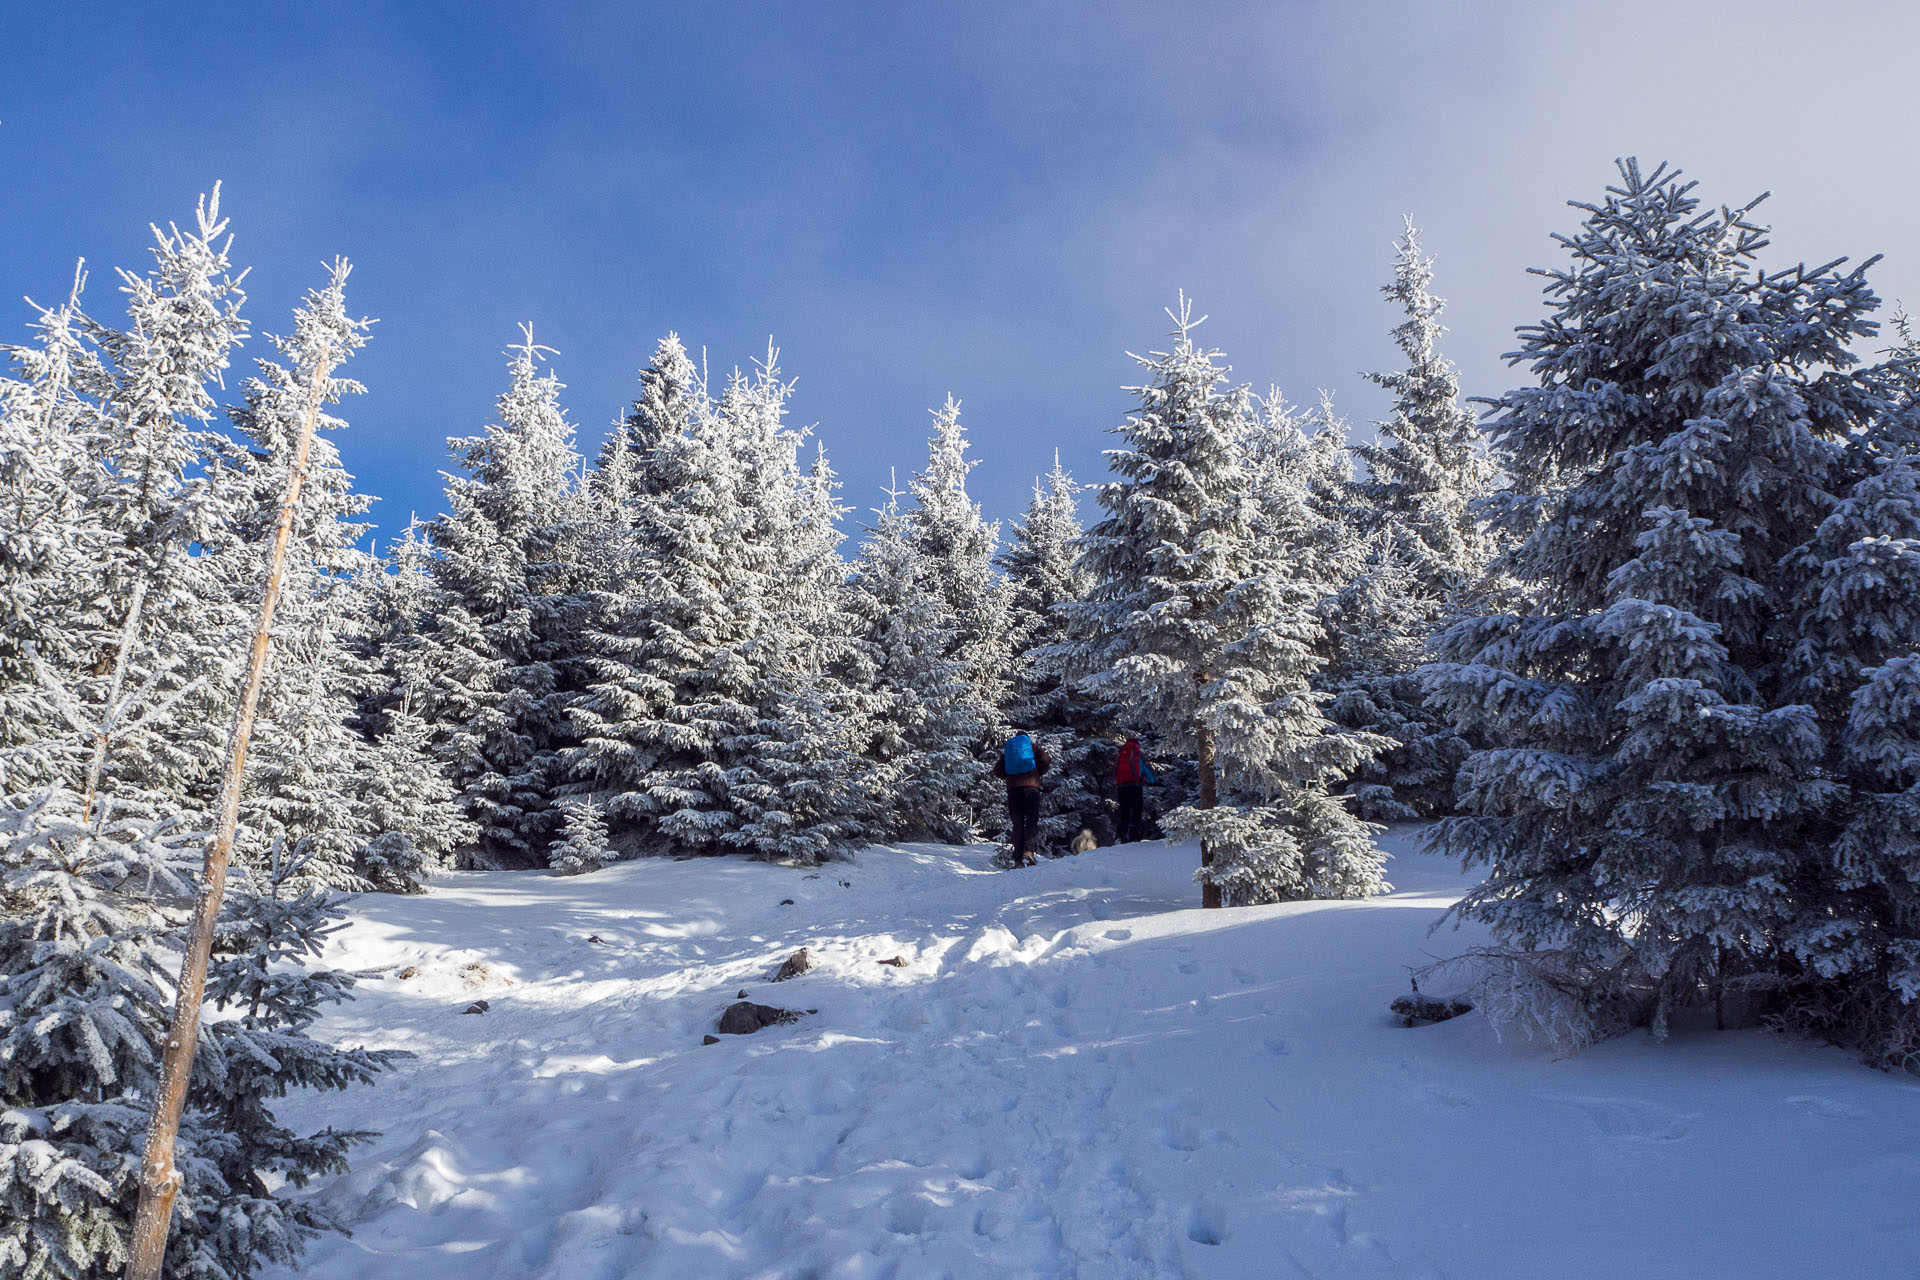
[993,731,1052,866]
[1115,736,1155,843]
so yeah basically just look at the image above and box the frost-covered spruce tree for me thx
[426,330,584,865]
[352,524,476,890]
[40,191,254,831]
[570,353,852,862]
[567,340,716,853]
[590,332,702,513]
[1354,218,1499,601]
[705,358,857,864]
[841,489,982,844]
[1333,222,1499,818]
[356,691,469,893]
[1000,457,1115,846]
[1069,299,1385,906]
[907,398,1013,830]
[1423,160,1885,1041]
[549,794,611,876]
[207,262,379,891]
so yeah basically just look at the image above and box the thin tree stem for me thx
[123,340,339,1280]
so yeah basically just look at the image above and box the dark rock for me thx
[878,956,908,968]
[772,947,811,982]
[703,1034,721,1045]
[1390,992,1474,1026]
[779,898,795,906]
[717,1001,805,1035]
[461,1000,489,1015]
[737,989,749,999]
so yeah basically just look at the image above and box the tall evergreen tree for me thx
[908,398,1012,833]
[1332,221,1500,819]
[1070,300,1385,906]
[1,217,395,1279]
[842,489,981,844]
[425,329,584,865]
[1423,161,1888,1041]
[208,263,379,891]
[569,352,852,863]
[1780,407,1920,1063]
[1001,457,1115,846]
[353,523,477,890]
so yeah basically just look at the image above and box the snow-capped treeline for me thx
[3,158,1918,1276]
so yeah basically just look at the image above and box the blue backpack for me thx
[1003,733,1037,775]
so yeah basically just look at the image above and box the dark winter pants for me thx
[1117,784,1145,843]
[1007,787,1042,863]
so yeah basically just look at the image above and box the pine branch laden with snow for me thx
[1068,297,1386,906]
[1422,159,1920,1055]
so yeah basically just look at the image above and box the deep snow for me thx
[272,831,1920,1279]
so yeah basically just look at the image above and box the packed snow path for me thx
[278,832,1920,1279]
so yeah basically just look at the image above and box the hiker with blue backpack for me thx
[1115,735,1156,843]
[993,730,1052,867]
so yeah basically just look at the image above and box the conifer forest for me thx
[3,157,1918,1277]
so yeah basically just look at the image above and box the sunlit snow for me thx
[273,830,1920,1278]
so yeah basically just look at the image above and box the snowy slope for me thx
[273,831,1920,1279]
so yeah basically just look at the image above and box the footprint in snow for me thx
[1186,1201,1228,1246]
[883,1194,931,1236]
[1541,1094,1699,1141]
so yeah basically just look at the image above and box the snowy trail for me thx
[275,831,1920,1279]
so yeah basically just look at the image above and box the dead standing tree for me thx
[124,259,368,1280]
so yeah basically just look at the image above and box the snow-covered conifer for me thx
[570,352,853,862]
[177,845,399,1277]
[1070,300,1385,906]
[907,398,1013,830]
[425,329,584,865]
[1331,222,1499,819]
[1353,219,1499,596]
[1000,457,1114,846]
[550,793,612,876]
[209,263,379,890]
[842,489,981,844]
[1423,161,1886,1040]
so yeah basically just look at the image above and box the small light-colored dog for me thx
[1068,828,1098,855]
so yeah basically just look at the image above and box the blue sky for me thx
[5,1,1918,546]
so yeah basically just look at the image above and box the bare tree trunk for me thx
[1197,718,1221,910]
[122,338,342,1280]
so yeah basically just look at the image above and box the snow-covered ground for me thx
[274,831,1920,1279]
